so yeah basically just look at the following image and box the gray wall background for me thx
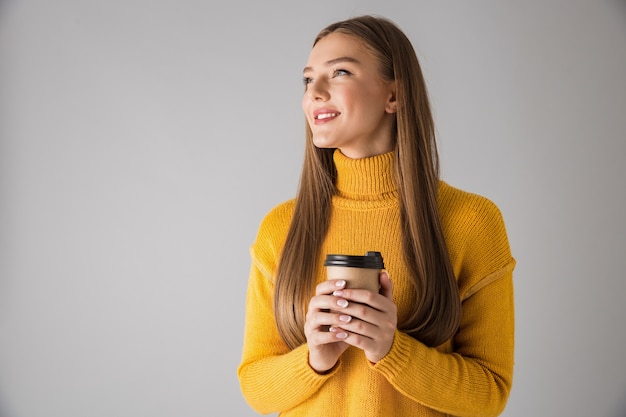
[1,1,625,416]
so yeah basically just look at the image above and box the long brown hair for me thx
[274,15,460,349]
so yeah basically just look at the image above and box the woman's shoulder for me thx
[438,181,504,226]
[439,183,515,299]
[248,199,296,278]
[257,199,296,234]
[251,199,296,259]
[438,181,514,285]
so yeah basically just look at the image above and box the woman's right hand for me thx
[304,279,351,373]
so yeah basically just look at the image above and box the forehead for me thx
[306,32,374,67]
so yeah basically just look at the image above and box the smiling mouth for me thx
[315,112,338,120]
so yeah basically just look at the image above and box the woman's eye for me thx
[302,77,313,86]
[333,69,351,77]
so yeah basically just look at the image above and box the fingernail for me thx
[337,299,348,308]
[336,332,348,339]
[332,290,344,296]
[329,326,338,332]
[336,280,346,287]
[339,315,352,323]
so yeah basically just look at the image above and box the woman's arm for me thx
[373,264,515,417]
[237,261,337,414]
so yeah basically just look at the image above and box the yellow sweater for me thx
[238,150,515,417]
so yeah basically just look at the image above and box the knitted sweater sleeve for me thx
[372,195,516,417]
[238,201,334,414]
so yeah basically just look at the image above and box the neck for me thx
[333,149,397,202]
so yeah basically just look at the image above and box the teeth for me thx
[316,113,337,120]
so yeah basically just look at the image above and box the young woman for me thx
[238,15,515,417]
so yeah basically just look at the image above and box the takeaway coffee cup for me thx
[324,251,385,293]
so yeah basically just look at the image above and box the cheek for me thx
[340,86,359,104]
[346,87,382,115]
[301,98,311,125]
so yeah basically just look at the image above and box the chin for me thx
[312,137,338,150]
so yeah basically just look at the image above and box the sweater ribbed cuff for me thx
[371,330,416,379]
[290,343,340,384]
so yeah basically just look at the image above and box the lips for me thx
[313,108,340,124]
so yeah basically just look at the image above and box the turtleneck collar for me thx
[333,149,398,205]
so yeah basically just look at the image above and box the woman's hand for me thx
[305,279,352,373]
[328,271,397,363]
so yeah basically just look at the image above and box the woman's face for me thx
[302,32,397,159]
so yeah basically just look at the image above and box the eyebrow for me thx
[303,56,361,74]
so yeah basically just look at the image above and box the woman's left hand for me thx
[329,271,397,363]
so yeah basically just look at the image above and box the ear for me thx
[385,82,398,114]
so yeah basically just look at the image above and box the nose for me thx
[307,79,330,101]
